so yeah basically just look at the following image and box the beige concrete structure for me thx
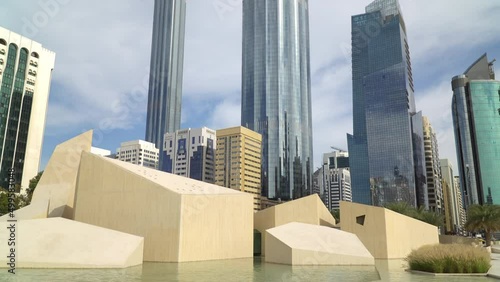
[254,194,336,255]
[340,201,439,259]
[265,222,374,266]
[30,130,92,219]
[0,218,143,268]
[0,199,48,221]
[215,126,262,211]
[74,151,254,262]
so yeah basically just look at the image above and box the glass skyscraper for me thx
[347,0,426,207]
[452,53,500,207]
[145,0,186,171]
[241,0,313,200]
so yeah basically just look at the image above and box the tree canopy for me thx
[465,204,500,247]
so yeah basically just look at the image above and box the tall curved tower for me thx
[241,0,313,200]
[146,0,186,171]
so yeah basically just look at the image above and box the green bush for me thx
[406,244,490,273]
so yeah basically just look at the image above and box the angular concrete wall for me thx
[265,222,374,266]
[73,152,254,262]
[254,194,336,255]
[31,130,93,219]
[0,199,48,221]
[0,218,143,268]
[340,201,439,258]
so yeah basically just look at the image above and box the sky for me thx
[0,0,499,174]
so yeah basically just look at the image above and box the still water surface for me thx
[0,258,495,282]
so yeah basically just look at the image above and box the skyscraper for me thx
[423,116,443,213]
[0,26,55,191]
[440,159,463,234]
[241,0,313,201]
[452,53,499,207]
[347,0,426,207]
[145,0,186,171]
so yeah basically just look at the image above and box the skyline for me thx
[0,1,499,179]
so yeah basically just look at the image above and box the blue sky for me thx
[0,0,499,174]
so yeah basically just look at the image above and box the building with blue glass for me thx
[145,0,186,171]
[241,0,313,200]
[452,53,500,207]
[163,127,216,183]
[347,0,426,207]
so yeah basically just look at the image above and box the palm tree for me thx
[465,204,500,247]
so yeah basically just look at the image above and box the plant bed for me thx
[406,244,491,274]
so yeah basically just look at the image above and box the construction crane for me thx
[330,146,346,152]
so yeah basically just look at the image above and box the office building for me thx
[116,140,159,169]
[164,127,216,183]
[440,159,463,234]
[0,26,55,191]
[319,151,351,211]
[452,53,500,206]
[215,126,262,211]
[323,151,352,210]
[145,0,186,170]
[347,0,426,207]
[241,0,314,201]
[423,117,443,213]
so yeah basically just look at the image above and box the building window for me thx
[31,52,39,58]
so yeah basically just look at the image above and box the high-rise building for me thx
[163,127,216,183]
[241,0,313,201]
[423,116,443,213]
[440,159,463,234]
[319,151,351,211]
[116,140,159,169]
[215,126,262,211]
[145,0,186,171]
[452,53,500,207]
[0,26,55,191]
[347,0,426,207]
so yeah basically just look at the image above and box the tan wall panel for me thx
[74,152,254,262]
[265,232,292,264]
[255,194,336,255]
[179,194,253,261]
[74,152,182,262]
[31,130,93,219]
[384,209,439,258]
[0,218,143,268]
[0,199,48,221]
[340,201,439,259]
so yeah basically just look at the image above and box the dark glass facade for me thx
[241,0,313,200]
[347,0,424,207]
[146,0,186,170]
[452,54,500,206]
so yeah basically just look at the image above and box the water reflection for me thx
[0,258,495,282]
